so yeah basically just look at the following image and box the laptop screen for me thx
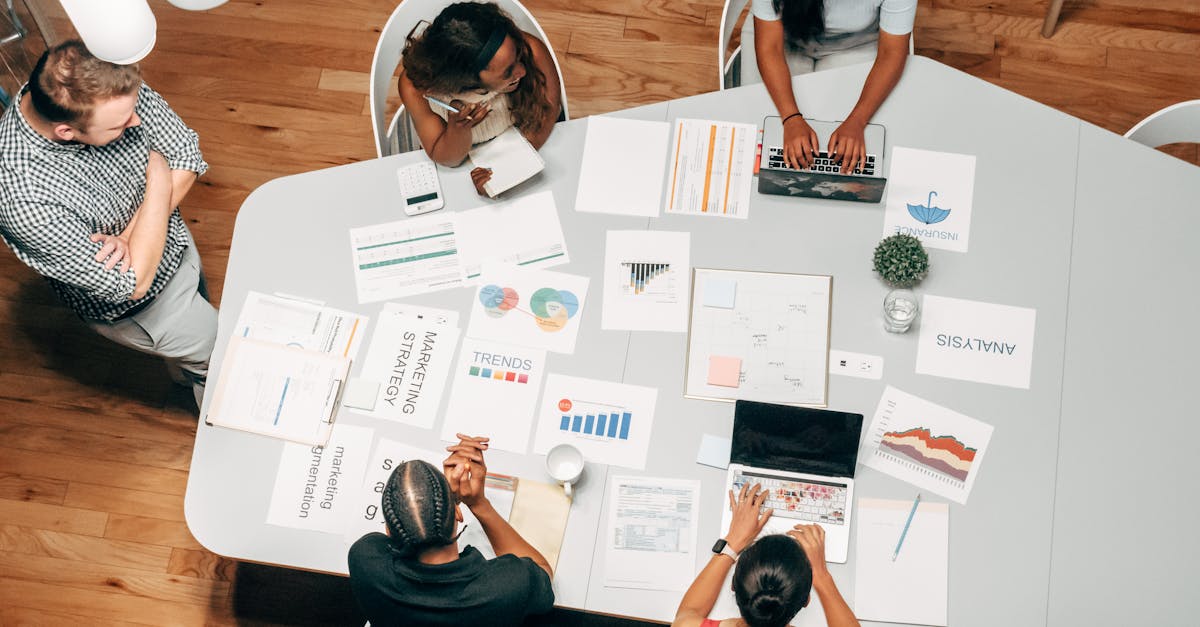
[731,400,863,478]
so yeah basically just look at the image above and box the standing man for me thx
[0,40,214,409]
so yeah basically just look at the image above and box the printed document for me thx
[344,438,445,542]
[439,338,547,453]
[603,476,700,592]
[348,213,466,303]
[915,295,1037,389]
[235,291,367,359]
[883,147,977,252]
[854,498,949,626]
[466,264,590,355]
[456,191,570,281]
[575,116,670,217]
[532,374,659,471]
[266,423,373,534]
[601,230,690,332]
[665,119,756,218]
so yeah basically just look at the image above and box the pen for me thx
[892,493,921,561]
[424,95,460,114]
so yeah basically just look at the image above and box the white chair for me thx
[718,0,751,90]
[1124,100,1200,149]
[369,0,570,158]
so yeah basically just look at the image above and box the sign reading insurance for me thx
[915,295,1037,389]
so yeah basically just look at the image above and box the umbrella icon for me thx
[907,191,951,225]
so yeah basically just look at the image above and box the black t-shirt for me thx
[348,533,555,627]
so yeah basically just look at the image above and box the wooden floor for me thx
[1,0,1197,624]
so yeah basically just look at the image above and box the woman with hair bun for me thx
[398,1,562,193]
[671,483,860,627]
[348,434,554,626]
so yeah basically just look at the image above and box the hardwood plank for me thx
[167,92,369,138]
[623,16,716,45]
[0,370,167,419]
[0,550,225,605]
[0,399,196,445]
[140,68,367,115]
[0,474,68,506]
[0,577,229,626]
[528,0,710,24]
[0,417,193,472]
[914,49,1002,79]
[1107,47,1200,82]
[0,605,144,627]
[994,34,1107,67]
[911,26,996,55]
[139,49,322,90]
[167,547,238,582]
[0,498,108,536]
[0,447,189,496]
[105,514,205,550]
[0,523,172,572]
[933,0,1200,33]
[64,482,186,523]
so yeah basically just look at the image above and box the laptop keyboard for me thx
[732,470,848,526]
[766,146,877,176]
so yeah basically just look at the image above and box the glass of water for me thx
[883,289,919,333]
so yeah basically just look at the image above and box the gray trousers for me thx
[89,242,217,408]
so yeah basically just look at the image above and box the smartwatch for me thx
[711,538,739,561]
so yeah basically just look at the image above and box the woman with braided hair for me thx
[348,434,554,626]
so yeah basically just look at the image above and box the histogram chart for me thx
[558,405,633,440]
[862,386,994,504]
[620,262,674,298]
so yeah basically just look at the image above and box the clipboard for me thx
[205,336,351,446]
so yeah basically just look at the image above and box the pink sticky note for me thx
[707,355,742,387]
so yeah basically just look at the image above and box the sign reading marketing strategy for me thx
[915,295,1037,389]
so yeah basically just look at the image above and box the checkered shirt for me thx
[0,83,208,322]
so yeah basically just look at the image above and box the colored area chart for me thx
[879,427,975,483]
[620,262,671,295]
[558,405,632,440]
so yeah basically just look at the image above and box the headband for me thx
[471,28,507,73]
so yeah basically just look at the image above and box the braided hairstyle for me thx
[732,534,813,627]
[401,1,552,134]
[772,0,826,44]
[380,460,459,557]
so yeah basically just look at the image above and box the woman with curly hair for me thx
[398,2,562,192]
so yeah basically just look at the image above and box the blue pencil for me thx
[892,493,922,561]
[424,95,460,114]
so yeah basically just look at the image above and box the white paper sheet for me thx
[349,303,460,427]
[455,191,570,281]
[664,118,756,219]
[532,374,659,471]
[861,386,994,504]
[574,116,670,217]
[235,291,368,359]
[344,438,445,542]
[469,126,545,197]
[915,295,1037,389]
[696,434,731,469]
[601,230,690,332]
[348,214,466,303]
[439,338,548,453]
[603,476,700,592]
[267,424,374,533]
[466,265,590,354]
[854,498,950,626]
[882,146,977,252]
[685,269,831,406]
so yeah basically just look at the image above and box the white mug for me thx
[545,443,584,499]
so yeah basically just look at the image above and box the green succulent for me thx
[873,234,930,288]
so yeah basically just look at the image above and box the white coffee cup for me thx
[545,443,584,499]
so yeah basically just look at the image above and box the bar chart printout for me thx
[533,374,659,470]
[601,231,691,332]
[860,385,994,504]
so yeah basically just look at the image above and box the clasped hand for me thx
[442,433,491,509]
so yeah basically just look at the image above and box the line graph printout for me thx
[861,386,994,504]
[685,269,831,406]
[601,230,690,332]
[456,190,570,281]
[349,214,465,303]
[665,119,757,219]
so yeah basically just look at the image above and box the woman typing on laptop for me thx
[671,483,860,627]
[743,0,916,175]
[398,1,562,194]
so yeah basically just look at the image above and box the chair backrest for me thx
[369,0,570,158]
[718,0,751,90]
[1124,100,1200,149]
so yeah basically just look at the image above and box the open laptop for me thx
[758,116,888,203]
[720,400,864,564]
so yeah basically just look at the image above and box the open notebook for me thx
[469,127,545,197]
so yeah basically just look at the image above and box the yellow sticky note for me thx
[707,355,742,387]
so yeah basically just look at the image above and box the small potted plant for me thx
[873,234,929,333]
[873,234,930,288]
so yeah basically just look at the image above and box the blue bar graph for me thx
[557,408,634,441]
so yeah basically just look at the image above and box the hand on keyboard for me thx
[725,482,774,552]
[829,118,867,175]
[783,115,820,170]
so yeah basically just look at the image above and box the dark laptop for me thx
[758,116,888,203]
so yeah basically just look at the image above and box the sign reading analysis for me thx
[935,334,1017,355]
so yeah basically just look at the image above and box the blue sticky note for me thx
[696,433,732,470]
[704,279,737,309]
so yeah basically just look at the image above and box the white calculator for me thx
[396,160,444,216]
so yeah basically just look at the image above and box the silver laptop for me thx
[758,116,888,203]
[720,400,864,564]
